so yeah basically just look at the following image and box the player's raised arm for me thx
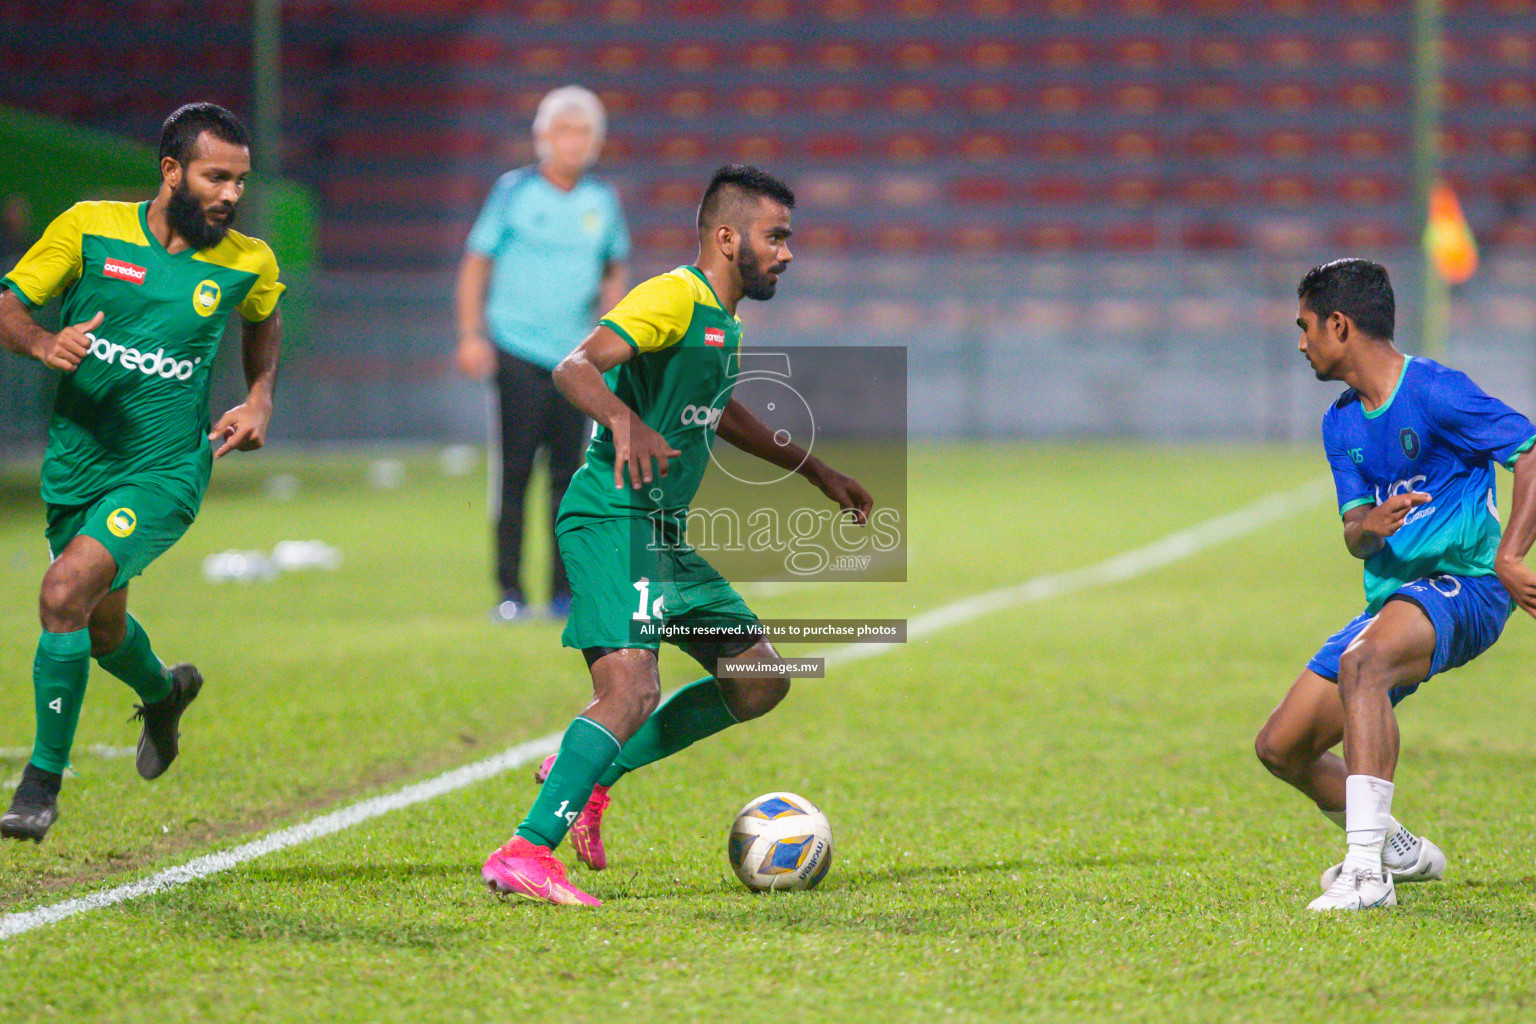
[210,306,281,457]
[552,325,679,490]
[1496,451,1536,617]
[716,398,872,524]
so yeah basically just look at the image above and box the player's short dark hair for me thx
[158,103,250,168]
[697,165,795,232]
[1297,258,1395,340]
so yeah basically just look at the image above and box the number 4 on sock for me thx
[48,698,63,713]
[553,800,578,826]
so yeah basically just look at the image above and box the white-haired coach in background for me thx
[455,85,631,622]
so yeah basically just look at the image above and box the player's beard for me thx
[736,241,785,301]
[167,179,236,251]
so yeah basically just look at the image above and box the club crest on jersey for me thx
[107,508,137,538]
[102,258,146,285]
[704,327,725,347]
[193,279,221,317]
[1400,427,1421,460]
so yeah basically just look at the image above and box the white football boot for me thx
[1308,863,1396,911]
[1320,830,1445,891]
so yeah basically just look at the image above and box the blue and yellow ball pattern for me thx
[727,791,834,892]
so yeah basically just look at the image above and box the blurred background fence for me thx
[2,0,1534,446]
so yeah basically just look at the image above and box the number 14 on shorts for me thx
[632,578,665,621]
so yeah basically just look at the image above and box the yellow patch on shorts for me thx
[107,507,137,538]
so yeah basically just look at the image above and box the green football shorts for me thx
[45,482,195,592]
[558,515,762,661]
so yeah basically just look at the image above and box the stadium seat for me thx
[742,41,794,72]
[1262,129,1313,161]
[1192,38,1244,70]
[805,133,867,161]
[967,40,1015,70]
[1030,178,1089,205]
[1339,35,1400,66]
[1339,128,1401,161]
[739,87,788,118]
[1493,32,1536,66]
[890,40,943,72]
[1102,223,1161,250]
[1260,175,1315,207]
[1265,36,1318,67]
[1492,79,1536,111]
[950,176,1019,204]
[1330,223,1405,248]
[1036,38,1093,69]
[1022,224,1085,251]
[1111,83,1162,114]
[1183,128,1241,159]
[953,225,1016,253]
[645,179,699,209]
[963,84,1015,116]
[1110,131,1163,163]
[1180,176,1240,204]
[879,174,941,207]
[1032,131,1092,161]
[1108,176,1160,208]
[595,43,646,74]
[1113,38,1165,69]
[958,132,1021,162]
[1186,82,1243,114]
[1338,81,1399,113]
[885,84,941,116]
[809,85,865,116]
[735,134,786,162]
[1180,222,1247,250]
[1338,175,1401,206]
[743,0,792,21]
[665,89,711,119]
[668,41,719,73]
[884,133,939,163]
[815,41,864,72]
[875,225,933,253]
[657,135,707,165]
[1263,83,1315,114]
[1491,127,1535,159]
[602,0,645,22]
[1036,84,1092,116]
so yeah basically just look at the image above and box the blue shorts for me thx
[1307,573,1513,705]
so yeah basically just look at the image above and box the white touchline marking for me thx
[0,476,1328,940]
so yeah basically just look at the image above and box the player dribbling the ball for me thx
[480,166,872,907]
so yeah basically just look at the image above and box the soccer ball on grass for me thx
[727,791,833,892]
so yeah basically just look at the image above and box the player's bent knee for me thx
[37,572,94,632]
[1336,644,1394,696]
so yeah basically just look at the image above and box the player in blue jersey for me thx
[1254,259,1536,911]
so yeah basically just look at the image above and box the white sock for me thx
[1342,774,1395,874]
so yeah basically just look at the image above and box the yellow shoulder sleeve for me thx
[234,238,284,322]
[3,205,85,308]
[598,272,694,353]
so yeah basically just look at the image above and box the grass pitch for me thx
[1,443,1534,1023]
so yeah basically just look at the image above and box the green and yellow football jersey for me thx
[2,200,283,513]
[557,265,742,528]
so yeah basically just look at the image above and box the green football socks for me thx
[596,676,740,788]
[30,629,91,775]
[95,615,172,705]
[515,716,621,849]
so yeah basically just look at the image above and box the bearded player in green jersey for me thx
[0,103,284,843]
[482,165,873,905]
